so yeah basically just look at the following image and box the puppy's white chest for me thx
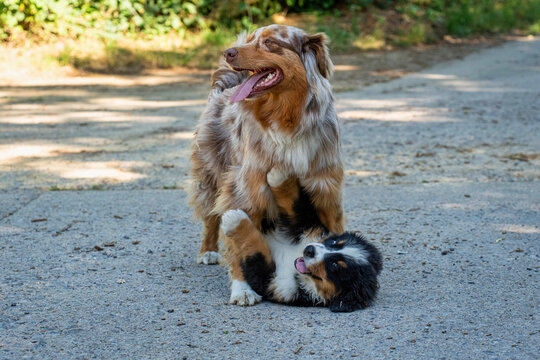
[266,232,311,302]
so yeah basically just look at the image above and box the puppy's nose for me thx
[304,245,315,258]
[224,48,238,63]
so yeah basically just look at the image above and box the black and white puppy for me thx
[220,169,382,312]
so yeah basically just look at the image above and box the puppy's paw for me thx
[229,280,262,306]
[197,251,221,265]
[267,167,288,188]
[220,209,250,236]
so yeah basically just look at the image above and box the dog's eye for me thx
[331,262,339,270]
[264,39,271,45]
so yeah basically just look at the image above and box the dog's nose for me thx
[224,48,238,63]
[304,245,315,258]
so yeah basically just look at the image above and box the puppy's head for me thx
[295,233,382,312]
[224,24,333,103]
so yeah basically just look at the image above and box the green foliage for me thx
[398,0,540,37]
[3,0,540,74]
[441,0,540,36]
[2,0,539,41]
[1,0,207,39]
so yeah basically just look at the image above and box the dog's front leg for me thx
[220,210,273,306]
[300,165,345,233]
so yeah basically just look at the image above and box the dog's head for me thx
[224,24,333,103]
[295,232,382,312]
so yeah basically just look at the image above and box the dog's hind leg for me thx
[301,165,345,234]
[266,167,300,217]
[197,214,221,265]
[220,210,273,306]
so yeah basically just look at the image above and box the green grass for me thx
[56,27,237,73]
[529,20,540,34]
[161,185,178,190]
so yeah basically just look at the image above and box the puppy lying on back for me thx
[220,169,382,312]
[189,25,345,283]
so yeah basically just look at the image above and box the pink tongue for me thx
[295,257,308,274]
[230,71,269,103]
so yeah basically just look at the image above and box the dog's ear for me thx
[329,262,380,312]
[303,33,334,79]
[329,291,358,313]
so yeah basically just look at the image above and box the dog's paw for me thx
[229,280,262,306]
[197,251,221,265]
[220,209,250,236]
[267,167,288,187]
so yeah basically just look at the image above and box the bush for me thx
[0,0,208,40]
[2,1,539,48]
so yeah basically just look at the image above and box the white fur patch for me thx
[220,209,250,236]
[267,130,320,176]
[266,232,313,302]
[229,280,261,306]
[267,168,288,187]
[304,242,368,268]
[197,251,221,265]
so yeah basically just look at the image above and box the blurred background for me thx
[2,0,539,74]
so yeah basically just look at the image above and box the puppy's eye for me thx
[331,262,339,270]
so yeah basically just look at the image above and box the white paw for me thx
[229,280,262,306]
[267,167,288,187]
[197,251,221,265]
[220,209,250,236]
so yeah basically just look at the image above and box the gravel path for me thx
[1,37,539,359]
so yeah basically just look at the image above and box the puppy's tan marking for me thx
[309,261,337,300]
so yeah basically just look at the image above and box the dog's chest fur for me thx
[229,104,322,176]
[266,231,319,303]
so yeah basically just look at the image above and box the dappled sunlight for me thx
[165,131,194,140]
[0,70,211,87]
[345,169,383,177]
[89,98,207,109]
[0,143,88,163]
[337,97,454,123]
[438,79,525,93]
[0,91,206,125]
[334,65,359,71]
[339,108,453,122]
[442,202,487,210]
[415,74,456,80]
[409,73,527,93]
[338,98,410,108]
[28,160,147,181]
[495,224,540,234]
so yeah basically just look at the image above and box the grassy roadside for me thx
[3,2,540,74]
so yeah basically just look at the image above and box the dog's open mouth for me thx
[294,257,309,274]
[230,67,283,103]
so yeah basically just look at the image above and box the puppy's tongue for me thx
[230,71,269,103]
[295,257,309,274]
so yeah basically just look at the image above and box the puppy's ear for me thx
[303,33,334,79]
[329,291,358,313]
[330,263,380,312]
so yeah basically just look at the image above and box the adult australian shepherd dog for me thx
[189,24,345,299]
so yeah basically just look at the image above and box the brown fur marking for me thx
[268,176,300,217]
[309,261,337,299]
[222,217,272,282]
[198,214,220,255]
